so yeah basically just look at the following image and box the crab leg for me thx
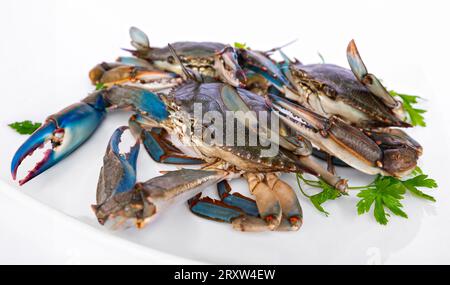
[133,169,228,227]
[191,174,303,232]
[312,149,349,167]
[296,156,348,192]
[89,62,124,84]
[229,173,282,231]
[188,194,248,223]
[217,180,259,217]
[141,128,205,164]
[89,63,181,91]
[96,167,228,229]
[190,174,288,232]
[265,173,302,231]
[346,40,398,108]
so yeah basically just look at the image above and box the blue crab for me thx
[234,41,421,175]
[236,40,409,129]
[268,94,421,177]
[11,53,349,231]
[10,33,422,232]
[122,27,247,87]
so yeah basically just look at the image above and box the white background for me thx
[1,0,450,264]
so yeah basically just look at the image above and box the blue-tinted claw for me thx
[108,127,140,182]
[11,102,106,185]
[99,126,139,195]
[347,40,398,108]
[129,26,150,51]
[93,127,140,225]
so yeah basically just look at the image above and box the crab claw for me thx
[129,26,150,53]
[268,94,385,175]
[95,168,228,229]
[347,40,399,109]
[268,94,420,177]
[215,46,247,87]
[93,126,140,226]
[11,102,106,185]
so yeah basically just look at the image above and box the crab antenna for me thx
[167,44,203,82]
[264,38,298,55]
[278,49,292,65]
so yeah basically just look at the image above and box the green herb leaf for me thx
[390,91,426,127]
[95,82,106,90]
[309,180,342,216]
[402,174,437,202]
[9,120,42,135]
[412,166,423,176]
[356,176,407,225]
[355,170,437,224]
[296,173,342,216]
[234,42,247,49]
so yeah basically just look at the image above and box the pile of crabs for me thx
[11,27,422,232]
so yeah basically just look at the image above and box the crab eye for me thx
[167,56,175,64]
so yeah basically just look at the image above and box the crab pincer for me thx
[346,40,398,109]
[11,98,107,185]
[268,94,421,177]
[92,126,140,226]
[10,80,173,186]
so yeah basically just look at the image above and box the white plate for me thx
[1,0,450,264]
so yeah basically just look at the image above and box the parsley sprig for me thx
[234,42,248,49]
[95,82,107,90]
[296,173,343,216]
[297,167,437,225]
[390,91,427,127]
[8,120,42,135]
[356,176,408,225]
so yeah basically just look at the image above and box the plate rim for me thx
[0,179,205,265]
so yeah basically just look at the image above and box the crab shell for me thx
[168,81,317,175]
[128,27,246,87]
[288,63,409,129]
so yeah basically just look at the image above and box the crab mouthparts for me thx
[219,57,247,87]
